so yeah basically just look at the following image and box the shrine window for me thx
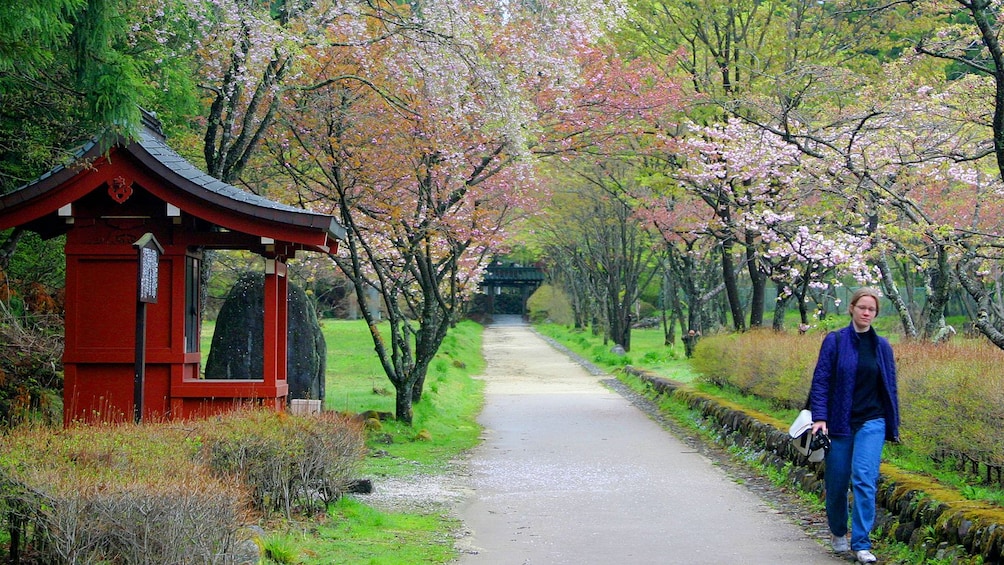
[185,255,200,353]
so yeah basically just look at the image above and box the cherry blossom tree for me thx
[667,118,803,330]
[633,193,724,336]
[909,0,1004,345]
[700,23,1000,341]
[274,0,632,422]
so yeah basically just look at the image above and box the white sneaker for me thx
[830,534,849,552]
[856,549,877,563]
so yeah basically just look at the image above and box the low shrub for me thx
[196,409,367,518]
[690,332,742,388]
[894,341,1004,462]
[0,423,249,564]
[0,409,367,563]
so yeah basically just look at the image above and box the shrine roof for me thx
[0,111,345,250]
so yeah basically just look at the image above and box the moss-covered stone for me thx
[205,271,325,402]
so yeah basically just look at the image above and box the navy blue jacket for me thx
[809,324,900,441]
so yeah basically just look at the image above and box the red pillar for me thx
[263,259,289,394]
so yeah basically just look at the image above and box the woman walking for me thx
[809,287,900,564]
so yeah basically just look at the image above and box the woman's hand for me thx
[812,421,828,436]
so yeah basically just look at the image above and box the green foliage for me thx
[0,0,84,74]
[0,0,205,193]
[4,232,65,289]
[0,73,95,192]
[526,284,574,325]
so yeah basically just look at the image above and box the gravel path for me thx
[354,317,849,564]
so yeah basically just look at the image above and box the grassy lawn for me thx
[308,320,484,564]
[534,322,700,383]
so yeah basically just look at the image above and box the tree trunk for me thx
[921,245,952,341]
[876,251,918,339]
[746,231,765,328]
[395,382,415,425]
[721,239,745,331]
[772,281,789,331]
[956,253,1004,349]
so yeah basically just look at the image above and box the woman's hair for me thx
[848,287,882,316]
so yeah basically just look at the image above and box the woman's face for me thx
[851,295,878,331]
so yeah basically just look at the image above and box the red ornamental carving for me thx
[109,176,133,203]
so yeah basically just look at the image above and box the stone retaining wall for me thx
[624,366,1004,564]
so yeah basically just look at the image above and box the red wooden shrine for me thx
[0,113,344,425]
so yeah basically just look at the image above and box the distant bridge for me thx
[479,262,545,315]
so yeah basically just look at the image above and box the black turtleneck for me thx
[851,328,884,429]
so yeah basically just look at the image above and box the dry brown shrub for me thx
[0,267,12,302]
[894,341,1004,462]
[23,282,59,316]
[694,331,1004,464]
[194,408,367,518]
[693,330,822,408]
[0,423,252,564]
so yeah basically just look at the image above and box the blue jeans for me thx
[825,418,885,551]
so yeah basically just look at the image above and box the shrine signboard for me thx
[132,233,164,422]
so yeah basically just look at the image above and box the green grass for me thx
[276,319,484,564]
[319,319,486,478]
[535,323,700,382]
[319,319,399,414]
[288,498,459,564]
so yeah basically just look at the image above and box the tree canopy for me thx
[6,0,1004,424]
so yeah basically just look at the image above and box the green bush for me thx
[526,284,574,325]
[636,300,656,319]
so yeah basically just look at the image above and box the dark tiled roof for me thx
[1,112,345,243]
[133,124,345,238]
[482,265,546,284]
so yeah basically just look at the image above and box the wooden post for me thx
[133,233,163,423]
